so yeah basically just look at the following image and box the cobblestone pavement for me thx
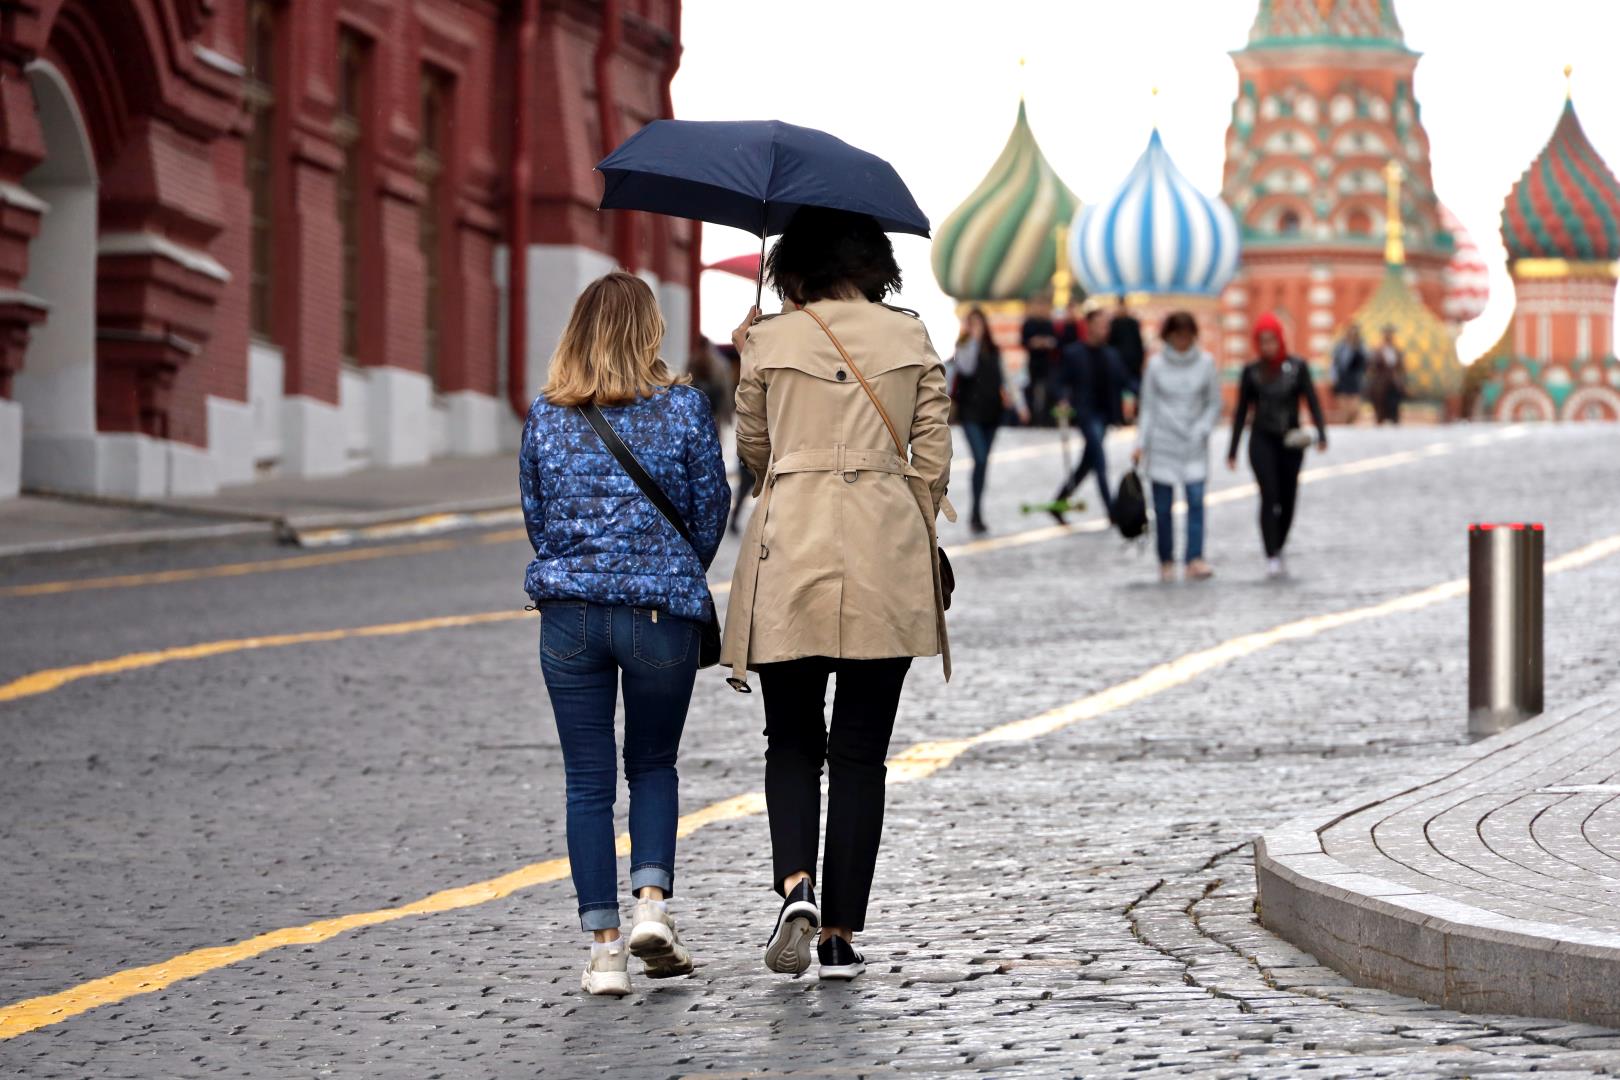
[3,424,1620,1077]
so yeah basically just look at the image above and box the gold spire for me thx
[1384,159,1405,267]
[1151,85,1160,129]
[1564,63,1574,99]
[1051,223,1072,310]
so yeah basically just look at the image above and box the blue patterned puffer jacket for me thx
[519,385,730,622]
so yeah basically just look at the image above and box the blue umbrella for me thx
[597,119,930,304]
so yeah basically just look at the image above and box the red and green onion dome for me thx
[931,101,1080,301]
[1500,96,1620,263]
[1347,268,1462,402]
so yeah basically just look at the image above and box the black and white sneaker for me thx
[763,880,820,974]
[816,935,866,981]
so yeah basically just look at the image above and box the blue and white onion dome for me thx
[1068,129,1241,297]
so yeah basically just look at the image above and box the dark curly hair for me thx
[766,206,902,305]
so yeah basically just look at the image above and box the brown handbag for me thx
[799,307,954,611]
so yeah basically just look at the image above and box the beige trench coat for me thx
[720,298,954,689]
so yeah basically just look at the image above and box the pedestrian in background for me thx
[716,342,755,535]
[688,336,734,431]
[1227,312,1327,578]
[519,271,730,996]
[1135,312,1220,582]
[1108,295,1146,387]
[1367,324,1405,425]
[1330,323,1368,423]
[1020,295,1060,426]
[1051,307,1130,524]
[951,307,1019,534]
[724,206,953,983]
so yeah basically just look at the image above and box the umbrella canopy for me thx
[705,253,763,280]
[598,119,930,239]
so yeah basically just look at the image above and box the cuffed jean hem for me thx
[630,864,674,896]
[579,903,621,932]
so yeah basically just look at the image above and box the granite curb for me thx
[1254,692,1620,1027]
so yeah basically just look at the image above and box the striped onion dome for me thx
[1068,129,1241,297]
[1439,204,1489,324]
[931,101,1080,301]
[1501,97,1620,262]
[1347,268,1462,402]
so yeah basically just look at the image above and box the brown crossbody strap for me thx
[799,306,907,459]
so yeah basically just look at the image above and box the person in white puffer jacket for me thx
[1134,311,1222,583]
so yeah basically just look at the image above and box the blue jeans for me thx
[962,422,997,521]
[1151,480,1206,565]
[539,602,699,931]
[1058,414,1112,517]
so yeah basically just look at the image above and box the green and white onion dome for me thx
[931,101,1080,302]
[1068,129,1241,297]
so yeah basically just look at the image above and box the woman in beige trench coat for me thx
[720,207,953,982]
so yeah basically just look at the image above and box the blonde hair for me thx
[542,272,687,407]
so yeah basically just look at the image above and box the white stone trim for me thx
[98,231,230,283]
[441,389,503,457]
[0,180,48,215]
[281,395,349,478]
[207,395,256,488]
[193,44,246,78]
[0,288,50,313]
[0,399,20,499]
[364,366,432,468]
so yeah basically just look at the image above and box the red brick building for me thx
[0,0,694,500]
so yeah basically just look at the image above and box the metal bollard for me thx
[1467,523,1543,738]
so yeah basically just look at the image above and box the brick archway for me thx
[0,0,238,495]
[46,0,235,451]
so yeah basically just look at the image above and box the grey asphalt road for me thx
[2,423,1618,1078]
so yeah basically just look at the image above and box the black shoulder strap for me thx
[577,403,698,550]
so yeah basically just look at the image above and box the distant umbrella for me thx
[705,253,763,280]
[598,119,929,304]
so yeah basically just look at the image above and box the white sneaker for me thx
[628,900,693,978]
[1266,556,1284,579]
[581,940,631,996]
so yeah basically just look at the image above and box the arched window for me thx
[245,1,278,340]
[1346,208,1372,237]
[335,30,368,364]
[1278,209,1302,235]
[418,67,452,388]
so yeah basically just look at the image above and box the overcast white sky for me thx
[672,0,1620,363]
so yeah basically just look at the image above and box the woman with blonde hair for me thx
[518,271,729,996]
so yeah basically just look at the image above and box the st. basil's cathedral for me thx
[932,0,1620,422]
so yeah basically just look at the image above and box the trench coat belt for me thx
[726,443,953,692]
[767,446,909,483]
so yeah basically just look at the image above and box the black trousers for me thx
[1248,430,1304,558]
[758,655,912,932]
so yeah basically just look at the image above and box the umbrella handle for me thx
[754,229,766,310]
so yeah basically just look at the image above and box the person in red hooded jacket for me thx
[1226,312,1327,578]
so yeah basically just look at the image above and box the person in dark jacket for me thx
[1019,296,1060,426]
[1107,296,1146,386]
[951,307,1017,534]
[1366,324,1406,425]
[1050,308,1130,523]
[1330,323,1368,423]
[1226,311,1327,578]
[519,271,730,996]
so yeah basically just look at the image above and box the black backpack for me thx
[1113,469,1150,540]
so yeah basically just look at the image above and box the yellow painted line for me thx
[0,529,529,598]
[4,526,1614,1040]
[0,610,534,704]
[0,433,1506,704]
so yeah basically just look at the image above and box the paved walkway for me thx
[0,454,517,558]
[4,425,1620,1077]
[1258,688,1620,1027]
